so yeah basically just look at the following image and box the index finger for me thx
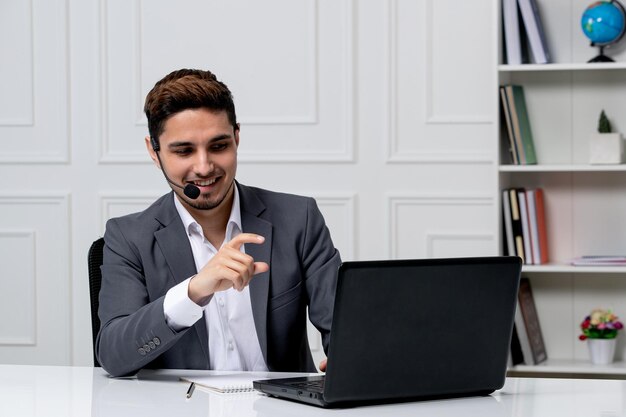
[226,233,265,250]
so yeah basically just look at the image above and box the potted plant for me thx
[590,110,624,164]
[579,308,624,364]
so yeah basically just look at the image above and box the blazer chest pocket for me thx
[269,281,303,311]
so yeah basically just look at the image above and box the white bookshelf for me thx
[500,164,626,172]
[508,359,626,378]
[523,264,626,274]
[496,0,626,377]
[499,62,626,72]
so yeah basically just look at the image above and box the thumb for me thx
[254,262,269,275]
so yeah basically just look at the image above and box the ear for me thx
[234,124,240,147]
[145,136,161,168]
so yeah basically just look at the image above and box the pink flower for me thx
[579,309,623,341]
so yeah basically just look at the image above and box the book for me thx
[508,188,526,262]
[502,0,522,65]
[527,189,549,264]
[570,256,626,266]
[500,86,519,164]
[517,0,550,64]
[509,85,537,165]
[502,189,515,256]
[517,189,534,265]
[526,189,540,264]
[517,277,547,364]
[504,85,527,164]
[514,302,535,364]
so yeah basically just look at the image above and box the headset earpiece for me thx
[150,137,160,152]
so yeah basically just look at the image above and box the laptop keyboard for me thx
[287,378,325,392]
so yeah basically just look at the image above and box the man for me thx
[96,69,341,377]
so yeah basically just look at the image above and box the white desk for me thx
[1,364,625,416]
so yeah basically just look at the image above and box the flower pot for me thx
[587,338,617,365]
[589,132,624,164]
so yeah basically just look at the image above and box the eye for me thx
[172,147,193,156]
[210,142,229,151]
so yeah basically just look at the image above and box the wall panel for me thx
[101,0,354,163]
[0,0,69,163]
[0,195,70,364]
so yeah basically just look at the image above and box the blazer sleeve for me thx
[96,218,189,377]
[301,197,342,352]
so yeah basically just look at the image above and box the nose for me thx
[193,152,214,176]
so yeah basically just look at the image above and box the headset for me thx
[150,136,201,199]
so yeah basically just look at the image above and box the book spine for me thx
[534,188,549,263]
[505,85,527,164]
[512,85,537,165]
[517,0,550,64]
[502,0,522,65]
[502,189,516,256]
[500,87,519,164]
[518,277,547,364]
[526,189,541,265]
[518,189,533,264]
[514,301,535,365]
[509,188,526,263]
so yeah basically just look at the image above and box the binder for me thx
[517,0,551,64]
[502,0,522,65]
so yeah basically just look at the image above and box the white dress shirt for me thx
[162,188,268,371]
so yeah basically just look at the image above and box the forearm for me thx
[302,198,342,353]
[306,249,341,352]
[96,296,186,377]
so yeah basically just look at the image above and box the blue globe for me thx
[581,1,626,46]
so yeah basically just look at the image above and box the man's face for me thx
[146,108,239,212]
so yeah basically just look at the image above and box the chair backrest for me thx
[88,237,105,367]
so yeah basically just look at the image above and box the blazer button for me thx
[138,347,146,355]
[143,344,150,352]
[148,341,156,349]
[153,337,161,346]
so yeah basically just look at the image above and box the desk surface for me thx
[1,364,625,417]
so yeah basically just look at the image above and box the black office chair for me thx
[88,237,105,367]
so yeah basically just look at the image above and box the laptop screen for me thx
[322,257,522,404]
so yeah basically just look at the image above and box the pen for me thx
[186,382,196,399]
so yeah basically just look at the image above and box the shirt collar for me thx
[173,186,242,241]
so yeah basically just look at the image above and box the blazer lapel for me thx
[238,183,273,364]
[153,193,209,365]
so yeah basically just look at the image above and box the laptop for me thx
[253,256,522,407]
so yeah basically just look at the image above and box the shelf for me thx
[500,164,626,172]
[498,62,626,72]
[522,264,626,274]
[508,359,626,379]
[496,0,626,382]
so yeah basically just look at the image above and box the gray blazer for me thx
[96,182,341,377]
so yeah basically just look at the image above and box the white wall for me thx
[0,0,496,366]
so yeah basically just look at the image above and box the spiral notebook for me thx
[181,372,310,394]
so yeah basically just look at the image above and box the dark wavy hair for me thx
[144,69,238,143]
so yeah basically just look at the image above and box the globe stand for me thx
[588,45,616,63]
[582,0,626,64]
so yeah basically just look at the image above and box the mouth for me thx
[188,177,220,193]
[192,178,217,187]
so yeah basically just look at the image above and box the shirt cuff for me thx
[163,276,205,331]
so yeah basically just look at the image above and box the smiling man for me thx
[96,69,341,377]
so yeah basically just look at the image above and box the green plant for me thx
[598,110,612,133]
[579,309,624,340]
